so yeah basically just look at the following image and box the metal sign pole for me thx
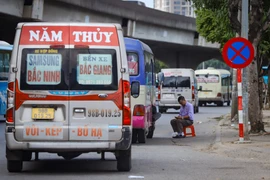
[237,68,244,141]
[241,0,250,141]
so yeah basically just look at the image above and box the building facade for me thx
[154,0,219,48]
[154,0,196,17]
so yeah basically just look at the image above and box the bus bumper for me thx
[5,127,131,151]
[199,97,223,102]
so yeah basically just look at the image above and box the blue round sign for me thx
[222,37,254,69]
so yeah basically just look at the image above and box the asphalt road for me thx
[1,104,269,180]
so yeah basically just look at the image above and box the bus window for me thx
[176,76,191,88]
[196,74,219,83]
[163,76,176,87]
[0,52,10,81]
[221,75,230,86]
[144,52,153,85]
[127,52,139,76]
[0,41,12,118]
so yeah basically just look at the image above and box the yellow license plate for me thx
[204,92,208,94]
[32,108,55,120]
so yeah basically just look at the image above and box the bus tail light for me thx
[6,82,14,123]
[123,80,131,125]
[192,85,195,100]
[158,85,161,100]
[133,105,145,116]
[217,93,222,97]
[50,45,65,49]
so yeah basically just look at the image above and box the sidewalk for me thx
[212,110,270,164]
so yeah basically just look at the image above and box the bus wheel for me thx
[116,146,132,172]
[7,160,23,172]
[23,151,32,161]
[138,129,146,143]
[217,102,224,107]
[227,101,231,106]
[147,126,155,139]
[160,108,167,113]
[199,102,203,107]
[132,129,138,144]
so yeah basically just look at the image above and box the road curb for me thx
[215,121,221,143]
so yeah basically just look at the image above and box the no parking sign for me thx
[222,37,254,68]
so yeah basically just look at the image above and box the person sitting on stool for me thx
[171,96,194,138]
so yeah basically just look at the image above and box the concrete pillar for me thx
[126,20,136,37]
[23,0,44,20]
[32,0,44,20]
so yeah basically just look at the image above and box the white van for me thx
[195,67,231,106]
[5,22,140,172]
[157,68,199,113]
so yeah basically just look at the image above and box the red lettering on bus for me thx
[25,126,39,136]
[91,128,102,137]
[93,65,112,75]
[46,127,62,136]
[44,71,60,82]
[80,65,91,74]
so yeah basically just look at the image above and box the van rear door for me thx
[68,25,123,141]
[160,76,178,105]
[14,24,70,141]
[161,75,192,104]
[176,76,192,101]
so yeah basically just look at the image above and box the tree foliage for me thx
[197,59,230,70]
[154,59,168,73]
[191,0,270,133]
[194,0,235,48]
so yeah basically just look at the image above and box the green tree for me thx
[191,0,270,133]
[154,59,168,73]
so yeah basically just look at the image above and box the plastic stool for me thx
[183,125,196,137]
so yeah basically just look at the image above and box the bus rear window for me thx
[70,49,118,90]
[163,76,191,88]
[20,48,68,90]
[163,76,176,87]
[20,48,118,91]
[26,54,62,85]
[176,77,190,88]
[196,74,219,83]
[127,52,138,76]
[77,54,112,85]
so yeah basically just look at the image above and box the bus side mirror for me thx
[158,72,164,82]
[198,86,202,91]
[131,81,140,98]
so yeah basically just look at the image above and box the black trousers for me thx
[170,119,193,133]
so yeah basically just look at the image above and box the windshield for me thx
[196,74,219,83]
[20,48,118,90]
[163,76,191,88]
[0,50,11,81]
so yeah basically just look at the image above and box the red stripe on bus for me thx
[14,79,123,110]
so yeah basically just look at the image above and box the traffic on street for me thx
[1,0,270,180]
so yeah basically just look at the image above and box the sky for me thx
[141,0,154,8]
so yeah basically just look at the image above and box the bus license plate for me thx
[32,108,55,120]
